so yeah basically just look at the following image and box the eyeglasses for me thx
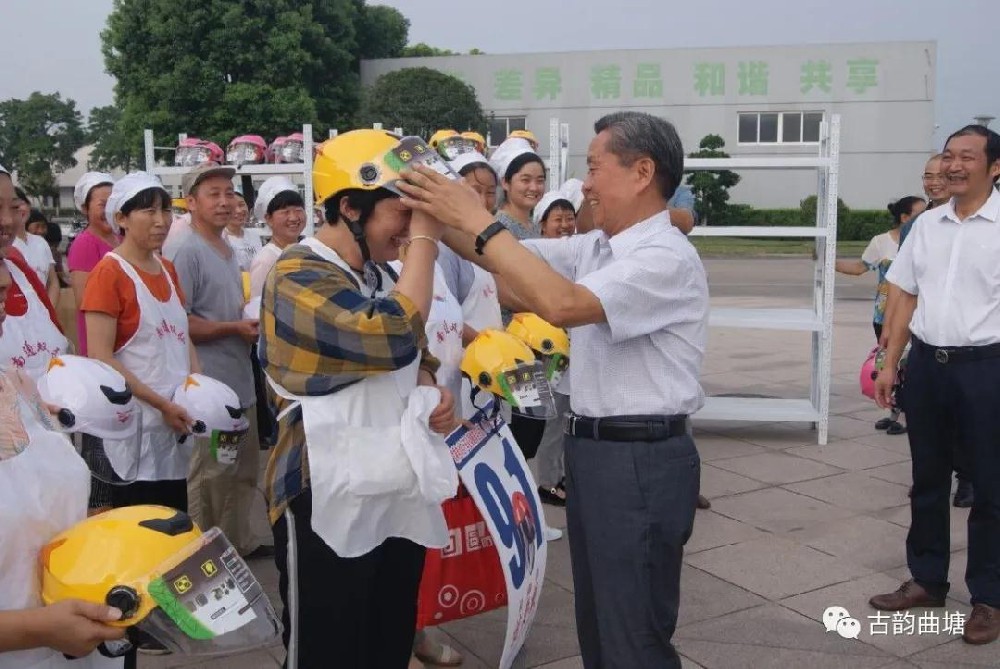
[922,174,946,182]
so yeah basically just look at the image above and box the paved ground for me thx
[143,259,993,668]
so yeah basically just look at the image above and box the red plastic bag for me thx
[416,487,507,629]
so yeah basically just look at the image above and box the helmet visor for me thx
[278,140,304,164]
[226,143,264,166]
[136,528,281,656]
[539,352,569,388]
[497,361,556,420]
[373,136,459,196]
[175,147,212,167]
[435,136,478,162]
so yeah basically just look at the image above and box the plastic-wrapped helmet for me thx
[174,138,224,167]
[40,506,281,656]
[428,129,458,150]
[506,313,570,388]
[277,132,305,164]
[460,131,486,154]
[461,330,556,419]
[226,135,267,166]
[35,355,138,440]
[171,374,248,436]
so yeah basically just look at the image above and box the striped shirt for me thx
[259,241,439,523]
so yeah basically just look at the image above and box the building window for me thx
[488,116,527,146]
[738,111,823,145]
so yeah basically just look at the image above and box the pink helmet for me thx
[174,137,224,167]
[276,132,305,164]
[265,136,287,164]
[859,347,880,399]
[226,134,267,165]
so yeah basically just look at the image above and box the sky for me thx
[1,0,997,146]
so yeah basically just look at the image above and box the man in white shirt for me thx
[870,124,1000,645]
[399,111,709,669]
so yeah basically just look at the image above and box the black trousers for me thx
[509,412,546,460]
[901,340,1000,606]
[272,491,426,669]
[565,431,699,669]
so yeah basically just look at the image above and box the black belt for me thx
[566,413,688,442]
[912,337,1000,364]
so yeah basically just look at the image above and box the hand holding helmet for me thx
[172,375,249,437]
[35,356,139,440]
[461,330,557,420]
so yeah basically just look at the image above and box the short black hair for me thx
[887,196,925,225]
[83,181,114,210]
[459,162,496,180]
[13,186,28,204]
[540,198,575,224]
[27,208,48,226]
[504,152,545,183]
[43,221,63,246]
[120,187,172,217]
[594,111,684,201]
[267,190,305,216]
[322,188,398,228]
[945,124,1000,184]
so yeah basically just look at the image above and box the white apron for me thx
[101,254,191,482]
[267,238,453,558]
[0,376,121,669]
[461,264,503,333]
[0,260,70,379]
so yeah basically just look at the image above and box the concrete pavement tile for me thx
[686,536,870,600]
[678,564,767,626]
[712,452,844,485]
[699,463,768,498]
[714,423,823,451]
[787,440,909,471]
[908,636,1000,667]
[694,434,769,462]
[433,629,493,669]
[822,415,886,440]
[710,487,857,534]
[781,572,956,657]
[674,641,891,669]
[532,657,584,669]
[796,515,909,572]
[785,472,910,513]
[850,431,915,456]
[866,461,916,486]
[875,504,969,553]
[685,510,769,555]
[676,604,889,657]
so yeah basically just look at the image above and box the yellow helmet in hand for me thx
[506,313,570,386]
[462,330,556,419]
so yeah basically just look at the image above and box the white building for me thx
[362,40,936,209]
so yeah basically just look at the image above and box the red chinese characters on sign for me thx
[10,341,62,369]
[155,319,187,344]
[442,521,495,558]
[435,320,461,344]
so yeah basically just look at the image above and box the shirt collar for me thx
[940,188,1000,224]
[606,210,670,258]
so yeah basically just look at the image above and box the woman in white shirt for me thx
[12,187,59,308]
[247,177,306,300]
[224,187,262,272]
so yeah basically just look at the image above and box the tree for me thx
[360,67,485,138]
[87,105,138,172]
[400,43,456,58]
[685,134,740,225]
[101,0,366,157]
[355,3,409,60]
[0,92,85,197]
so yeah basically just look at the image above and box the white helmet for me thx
[35,355,139,440]
[172,374,249,436]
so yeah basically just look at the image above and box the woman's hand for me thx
[159,400,194,435]
[29,600,125,658]
[398,165,494,236]
[428,386,461,435]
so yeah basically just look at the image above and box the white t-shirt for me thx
[12,235,54,285]
[248,242,284,301]
[224,229,263,272]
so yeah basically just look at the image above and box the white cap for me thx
[488,137,536,181]
[448,150,493,176]
[532,191,574,228]
[254,176,298,222]
[560,178,585,212]
[74,171,115,213]
[104,171,164,235]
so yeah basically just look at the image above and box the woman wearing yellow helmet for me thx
[259,129,460,669]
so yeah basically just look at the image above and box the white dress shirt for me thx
[887,188,1000,347]
[522,210,709,417]
[12,235,54,285]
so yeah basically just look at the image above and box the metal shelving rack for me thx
[689,115,841,445]
[143,124,317,237]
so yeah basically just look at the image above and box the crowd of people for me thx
[1,113,999,669]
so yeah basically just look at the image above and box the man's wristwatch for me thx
[475,221,507,255]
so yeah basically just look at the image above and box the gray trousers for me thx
[565,431,700,669]
[537,392,571,488]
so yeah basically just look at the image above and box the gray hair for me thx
[594,112,684,201]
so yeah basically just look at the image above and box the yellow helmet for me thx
[509,129,539,150]
[462,330,556,419]
[428,129,459,150]
[460,131,486,153]
[171,198,188,212]
[506,313,570,385]
[41,506,280,655]
[313,128,400,204]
